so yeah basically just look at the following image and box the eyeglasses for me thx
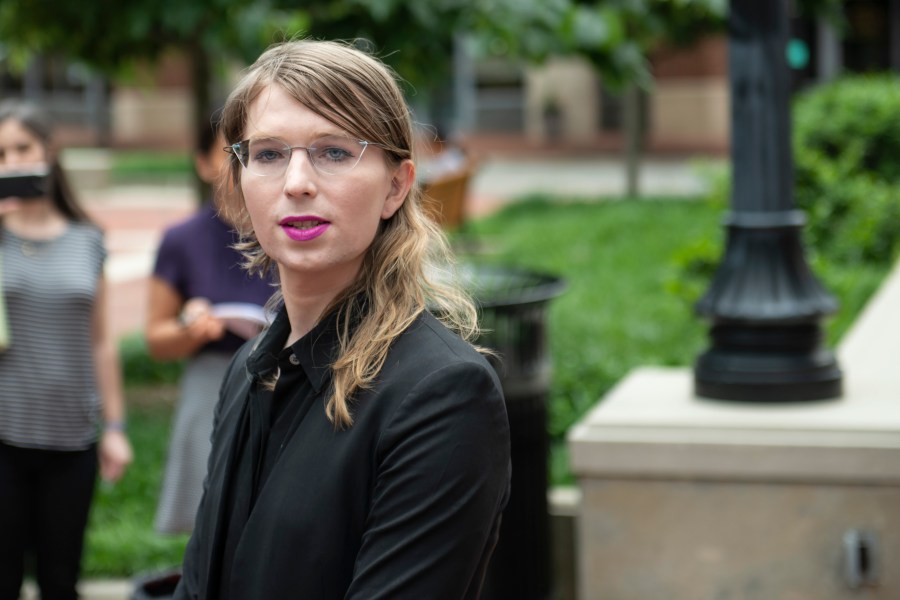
[228,136,380,177]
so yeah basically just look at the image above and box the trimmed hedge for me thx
[794,73,900,266]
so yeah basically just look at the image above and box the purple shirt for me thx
[153,204,274,354]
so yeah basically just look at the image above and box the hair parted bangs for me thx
[219,39,413,271]
[216,39,482,429]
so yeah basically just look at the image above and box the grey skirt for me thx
[154,352,232,535]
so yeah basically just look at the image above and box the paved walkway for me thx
[87,183,196,340]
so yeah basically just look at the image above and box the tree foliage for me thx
[470,0,726,89]
[0,0,849,107]
[0,0,732,99]
[0,0,257,72]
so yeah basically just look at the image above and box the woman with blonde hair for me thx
[174,39,510,599]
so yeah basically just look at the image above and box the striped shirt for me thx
[0,223,106,450]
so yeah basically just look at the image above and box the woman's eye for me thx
[318,147,352,163]
[255,149,285,163]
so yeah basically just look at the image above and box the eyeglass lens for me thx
[235,136,369,176]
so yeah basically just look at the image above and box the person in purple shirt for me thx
[145,111,274,534]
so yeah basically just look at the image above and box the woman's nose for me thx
[282,149,318,196]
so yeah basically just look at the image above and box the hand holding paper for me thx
[210,302,270,339]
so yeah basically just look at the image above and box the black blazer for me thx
[174,310,511,599]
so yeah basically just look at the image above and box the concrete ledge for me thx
[549,486,581,600]
[567,259,900,598]
[570,258,900,485]
[569,366,900,484]
[22,579,132,600]
[838,259,900,377]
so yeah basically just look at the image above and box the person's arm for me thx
[93,275,133,482]
[145,276,225,361]
[345,362,511,600]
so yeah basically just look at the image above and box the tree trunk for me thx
[622,82,642,199]
[189,44,212,206]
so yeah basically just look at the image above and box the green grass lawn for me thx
[109,150,193,186]
[461,196,721,484]
[82,194,888,577]
[84,385,189,577]
[459,195,886,484]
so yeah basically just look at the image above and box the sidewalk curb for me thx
[21,579,133,600]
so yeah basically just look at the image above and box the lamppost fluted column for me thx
[693,0,842,402]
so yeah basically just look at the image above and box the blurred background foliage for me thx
[667,72,900,348]
[793,73,900,265]
[0,0,731,146]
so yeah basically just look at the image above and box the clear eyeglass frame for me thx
[227,136,380,177]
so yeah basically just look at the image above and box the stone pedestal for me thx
[568,262,900,599]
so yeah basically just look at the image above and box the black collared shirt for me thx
[177,306,511,600]
[215,307,338,600]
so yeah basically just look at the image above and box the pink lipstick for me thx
[279,216,331,241]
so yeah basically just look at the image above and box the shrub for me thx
[794,73,900,266]
[670,73,900,313]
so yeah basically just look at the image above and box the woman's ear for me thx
[196,133,229,185]
[381,159,415,220]
[195,152,218,184]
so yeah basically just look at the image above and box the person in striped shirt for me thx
[0,100,133,600]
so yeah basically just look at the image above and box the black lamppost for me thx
[694,0,842,402]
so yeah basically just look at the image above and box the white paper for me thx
[210,302,270,339]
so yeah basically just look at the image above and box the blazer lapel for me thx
[202,368,254,597]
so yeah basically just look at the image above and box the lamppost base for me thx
[695,372,842,403]
[694,323,842,402]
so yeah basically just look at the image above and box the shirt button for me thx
[288,353,300,366]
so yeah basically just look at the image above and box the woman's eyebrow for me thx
[244,128,352,142]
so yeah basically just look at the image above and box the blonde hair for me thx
[219,39,480,428]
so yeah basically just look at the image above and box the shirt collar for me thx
[245,303,344,394]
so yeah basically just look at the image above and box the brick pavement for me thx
[87,198,194,340]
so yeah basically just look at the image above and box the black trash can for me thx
[461,264,566,600]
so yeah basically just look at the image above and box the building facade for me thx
[2,0,897,155]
